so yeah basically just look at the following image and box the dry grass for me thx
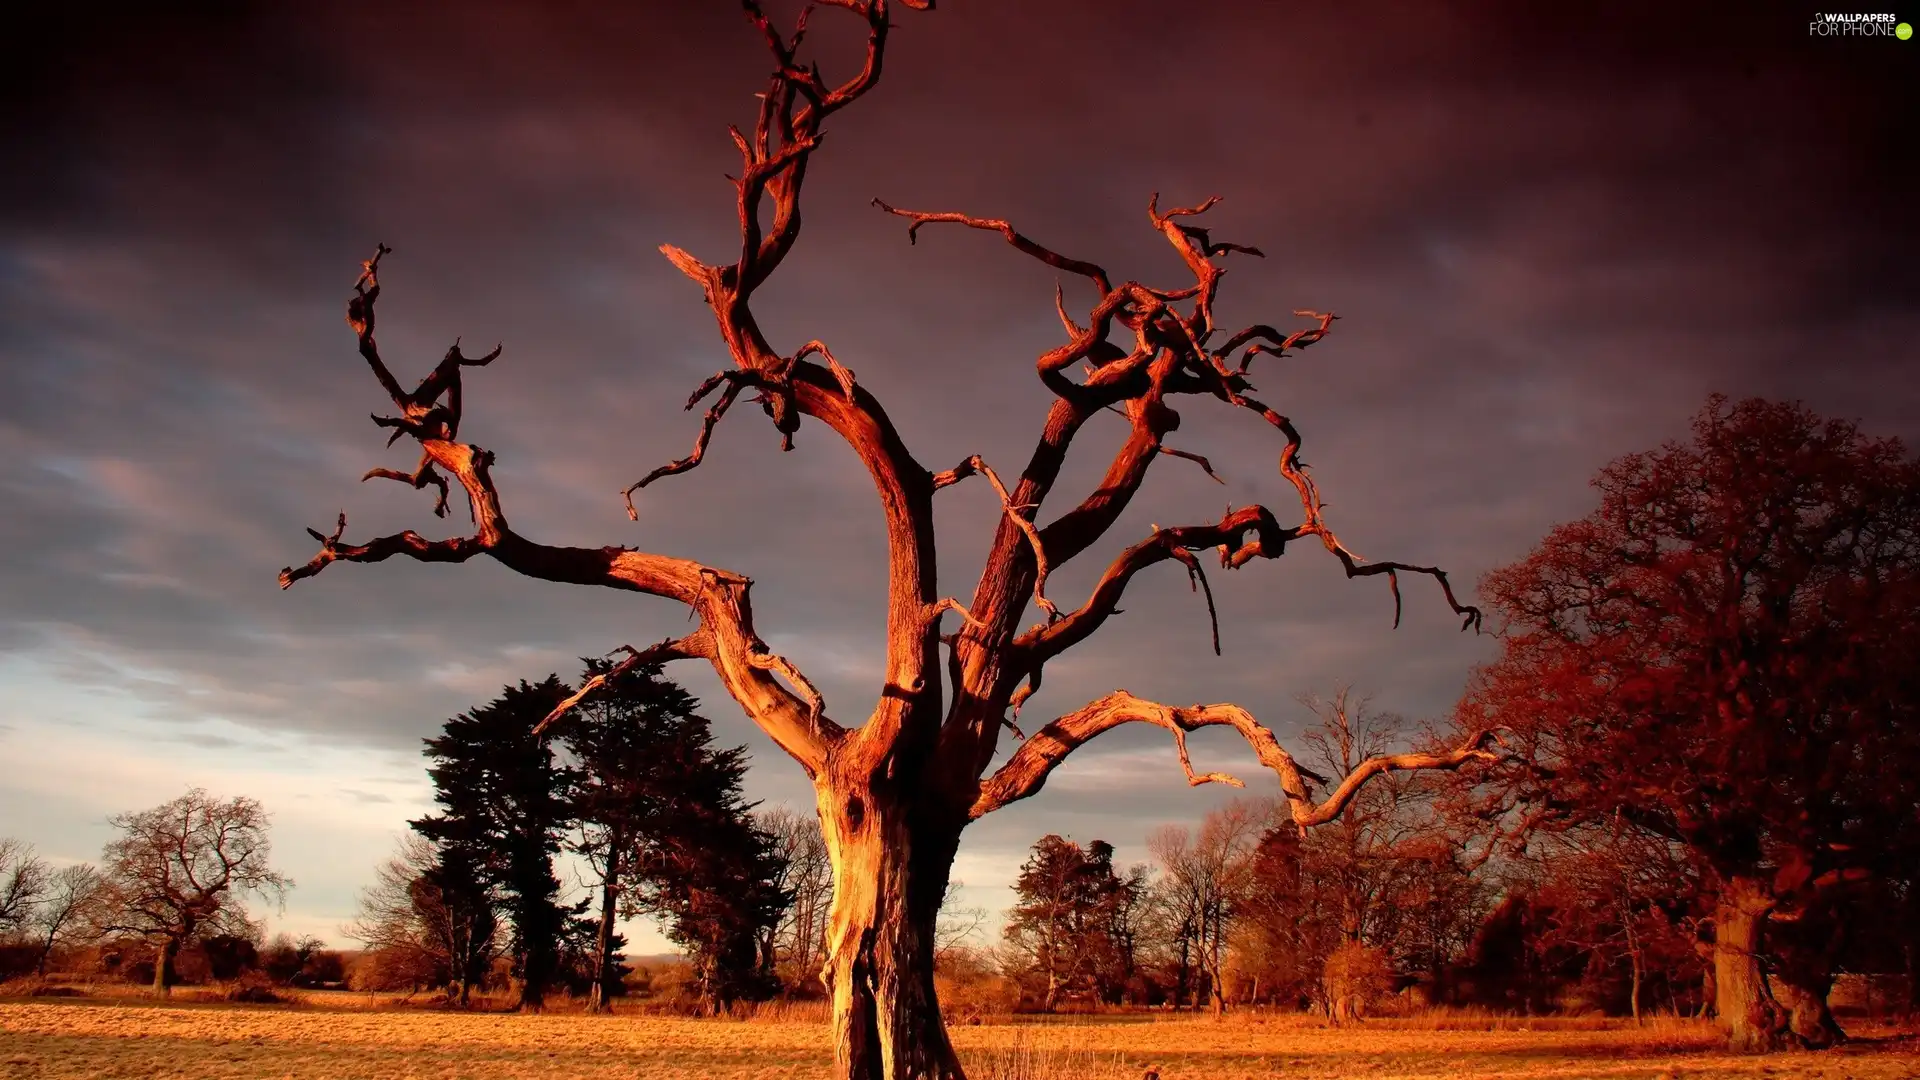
[1,996,1915,1079]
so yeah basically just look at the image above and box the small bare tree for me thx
[0,839,49,936]
[1149,801,1266,1018]
[934,880,987,964]
[760,805,834,992]
[32,864,104,977]
[278,4,1492,1074]
[346,833,498,1003]
[98,789,289,995]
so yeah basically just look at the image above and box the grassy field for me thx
[2,996,1917,1080]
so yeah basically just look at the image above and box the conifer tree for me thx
[415,676,576,1011]
[553,658,793,1012]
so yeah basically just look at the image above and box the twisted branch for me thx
[277,511,485,589]
[872,199,1113,296]
[1233,392,1482,631]
[283,252,843,775]
[533,635,714,736]
[623,372,749,520]
[972,689,1500,823]
[362,453,453,518]
[747,646,827,724]
[1018,506,1291,665]
[1219,310,1339,373]
[943,455,1058,624]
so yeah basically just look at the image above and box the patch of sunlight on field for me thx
[3,1001,1918,1080]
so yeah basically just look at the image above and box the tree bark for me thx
[589,838,623,1013]
[1625,915,1642,1023]
[1629,947,1642,1023]
[1715,877,1787,1052]
[1768,910,1846,1049]
[151,937,177,997]
[1771,967,1843,1049]
[817,777,965,1080]
[1175,933,1192,1009]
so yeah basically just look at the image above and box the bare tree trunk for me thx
[1204,902,1227,1020]
[151,938,177,997]
[1176,933,1191,1009]
[589,839,623,1013]
[1629,947,1643,1023]
[818,779,965,1080]
[36,932,56,977]
[1715,877,1787,1052]
[1624,915,1643,1023]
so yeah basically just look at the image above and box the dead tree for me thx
[280,3,1492,1076]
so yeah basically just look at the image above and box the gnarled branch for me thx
[362,453,453,519]
[623,372,749,520]
[971,689,1499,823]
[284,253,844,776]
[278,511,485,589]
[1018,506,1292,664]
[871,199,1114,296]
[942,455,1058,625]
[533,634,714,736]
[1230,392,1483,631]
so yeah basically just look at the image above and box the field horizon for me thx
[4,993,1917,1080]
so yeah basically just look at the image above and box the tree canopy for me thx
[97,789,289,995]
[1456,394,1920,1049]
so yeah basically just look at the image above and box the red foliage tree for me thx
[1456,395,1920,1050]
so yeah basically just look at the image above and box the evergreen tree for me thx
[555,660,704,1010]
[554,658,792,1012]
[633,801,789,1013]
[414,675,576,1011]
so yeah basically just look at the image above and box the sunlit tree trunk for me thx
[1625,915,1643,1023]
[1715,877,1786,1052]
[1629,949,1643,1023]
[817,776,965,1080]
[151,937,177,997]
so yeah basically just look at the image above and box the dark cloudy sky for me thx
[2,2,1914,947]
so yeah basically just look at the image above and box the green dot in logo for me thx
[1898,21,1914,39]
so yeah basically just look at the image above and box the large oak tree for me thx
[1455,395,1920,1051]
[278,3,1491,1075]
